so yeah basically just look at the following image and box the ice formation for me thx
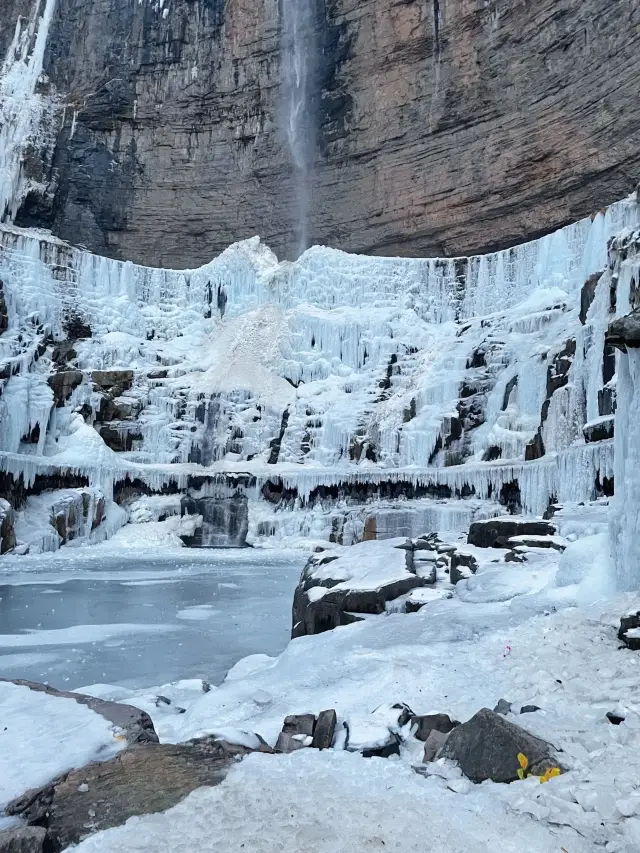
[0,190,639,554]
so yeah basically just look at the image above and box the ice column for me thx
[611,347,640,591]
[0,0,57,222]
[281,0,316,256]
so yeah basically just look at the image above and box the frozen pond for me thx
[0,548,304,690]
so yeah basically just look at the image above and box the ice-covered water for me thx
[0,549,303,688]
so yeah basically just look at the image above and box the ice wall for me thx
[0,194,638,551]
[0,0,58,222]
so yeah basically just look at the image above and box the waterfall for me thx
[281,0,316,257]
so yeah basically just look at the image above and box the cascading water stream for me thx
[280,0,316,257]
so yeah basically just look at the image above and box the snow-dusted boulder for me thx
[292,539,427,637]
[439,708,561,783]
[467,517,556,549]
[7,741,232,851]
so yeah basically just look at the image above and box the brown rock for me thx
[47,371,83,407]
[6,743,231,850]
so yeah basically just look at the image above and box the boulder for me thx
[312,710,337,750]
[439,708,561,783]
[606,309,640,352]
[6,742,231,851]
[520,705,542,714]
[292,539,427,637]
[467,517,556,549]
[410,713,458,742]
[1,680,157,745]
[0,826,47,853]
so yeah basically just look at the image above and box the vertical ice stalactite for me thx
[280,0,316,257]
[0,0,57,223]
[610,347,640,591]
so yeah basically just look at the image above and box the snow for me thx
[0,623,176,648]
[71,749,592,853]
[301,538,412,597]
[0,680,123,809]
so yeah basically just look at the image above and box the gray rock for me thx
[274,732,311,753]
[282,714,316,737]
[520,705,542,714]
[422,729,451,763]
[312,710,337,750]
[0,826,47,853]
[1,679,157,745]
[439,708,561,783]
[6,743,231,850]
[410,713,458,742]
[450,551,479,584]
[467,518,556,549]
[493,698,513,715]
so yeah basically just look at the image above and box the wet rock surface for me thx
[0,826,46,853]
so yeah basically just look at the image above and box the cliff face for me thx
[5,0,640,266]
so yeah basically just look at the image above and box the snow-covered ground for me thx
[30,508,634,853]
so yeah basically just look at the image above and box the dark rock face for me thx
[583,416,614,443]
[6,743,231,851]
[468,518,556,549]
[607,309,640,352]
[439,708,560,784]
[410,713,457,742]
[312,710,337,750]
[0,499,16,554]
[619,610,640,650]
[580,272,602,324]
[9,0,640,266]
[47,370,83,407]
[2,679,158,745]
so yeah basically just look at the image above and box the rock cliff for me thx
[4,0,640,266]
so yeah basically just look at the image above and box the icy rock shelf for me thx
[0,194,638,552]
